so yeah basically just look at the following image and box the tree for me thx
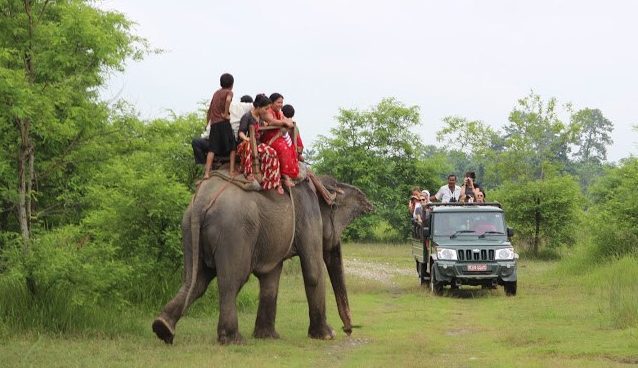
[567,108,614,192]
[436,116,500,157]
[0,0,145,290]
[312,98,444,240]
[572,108,613,164]
[496,92,580,183]
[436,116,502,188]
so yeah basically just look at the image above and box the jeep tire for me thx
[417,261,429,285]
[504,281,517,296]
[430,262,444,295]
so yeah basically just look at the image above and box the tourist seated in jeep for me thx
[476,191,485,203]
[433,175,461,203]
[408,186,421,215]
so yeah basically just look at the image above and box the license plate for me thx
[467,264,488,272]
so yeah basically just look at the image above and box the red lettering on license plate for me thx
[467,264,488,271]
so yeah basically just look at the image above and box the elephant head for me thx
[318,176,373,335]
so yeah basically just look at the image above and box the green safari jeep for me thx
[411,202,518,296]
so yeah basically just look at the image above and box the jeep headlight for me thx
[495,248,515,260]
[436,248,458,260]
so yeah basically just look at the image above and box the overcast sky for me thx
[100,0,638,162]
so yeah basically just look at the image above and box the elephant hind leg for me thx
[153,265,215,344]
[216,259,252,345]
[253,262,283,339]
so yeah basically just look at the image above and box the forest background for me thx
[0,1,636,337]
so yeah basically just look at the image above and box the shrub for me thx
[589,158,638,258]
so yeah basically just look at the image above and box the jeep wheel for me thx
[429,263,444,296]
[504,281,517,296]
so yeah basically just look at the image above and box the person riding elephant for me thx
[151,175,373,344]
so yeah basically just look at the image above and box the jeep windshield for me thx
[432,212,506,237]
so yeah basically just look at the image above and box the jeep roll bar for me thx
[425,202,502,209]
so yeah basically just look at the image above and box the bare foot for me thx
[203,172,210,180]
[245,173,255,181]
[283,176,295,188]
[276,186,284,195]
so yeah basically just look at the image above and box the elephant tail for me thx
[182,179,233,315]
[182,200,201,316]
[182,181,208,316]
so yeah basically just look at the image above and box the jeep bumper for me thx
[433,261,517,285]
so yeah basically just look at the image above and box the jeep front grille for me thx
[457,249,495,261]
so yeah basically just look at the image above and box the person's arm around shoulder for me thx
[263,110,293,128]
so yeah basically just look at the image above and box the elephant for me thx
[151,174,373,344]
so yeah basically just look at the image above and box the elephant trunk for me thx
[323,241,352,335]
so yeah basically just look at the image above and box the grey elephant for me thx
[152,175,373,344]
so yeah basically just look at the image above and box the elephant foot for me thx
[152,317,175,344]
[342,325,352,336]
[253,327,280,339]
[308,324,336,340]
[218,331,244,345]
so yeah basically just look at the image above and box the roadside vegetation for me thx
[0,1,637,367]
[1,244,637,367]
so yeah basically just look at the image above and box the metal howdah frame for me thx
[425,202,502,209]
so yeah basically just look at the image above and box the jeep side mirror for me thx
[507,227,514,238]
[423,227,431,238]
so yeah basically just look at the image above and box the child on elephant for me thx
[203,73,237,179]
[281,104,305,162]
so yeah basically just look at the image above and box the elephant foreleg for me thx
[152,265,215,344]
[299,251,335,340]
[253,262,283,339]
[324,242,353,335]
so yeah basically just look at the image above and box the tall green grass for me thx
[0,278,143,337]
[558,242,638,329]
[607,257,638,328]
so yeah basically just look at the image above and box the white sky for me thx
[100,0,638,162]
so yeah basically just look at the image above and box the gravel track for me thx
[343,258,413,286]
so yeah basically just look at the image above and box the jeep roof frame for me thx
[425,202,502,209]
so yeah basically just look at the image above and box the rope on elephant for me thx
[286,187,296,255]
[202,175,237,216]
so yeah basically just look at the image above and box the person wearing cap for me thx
[421,190,431,204]
[408,187,421,215]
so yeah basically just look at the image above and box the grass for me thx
[1,243,637,367]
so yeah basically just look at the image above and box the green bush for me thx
[0,226,142,335]
[589,158,638,258]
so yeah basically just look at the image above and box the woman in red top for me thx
[261,93,298,188]
[237,94,284,194]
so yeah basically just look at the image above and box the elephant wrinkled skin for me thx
[152,175,372,344]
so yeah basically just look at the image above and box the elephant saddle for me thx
[204,163,336,206]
